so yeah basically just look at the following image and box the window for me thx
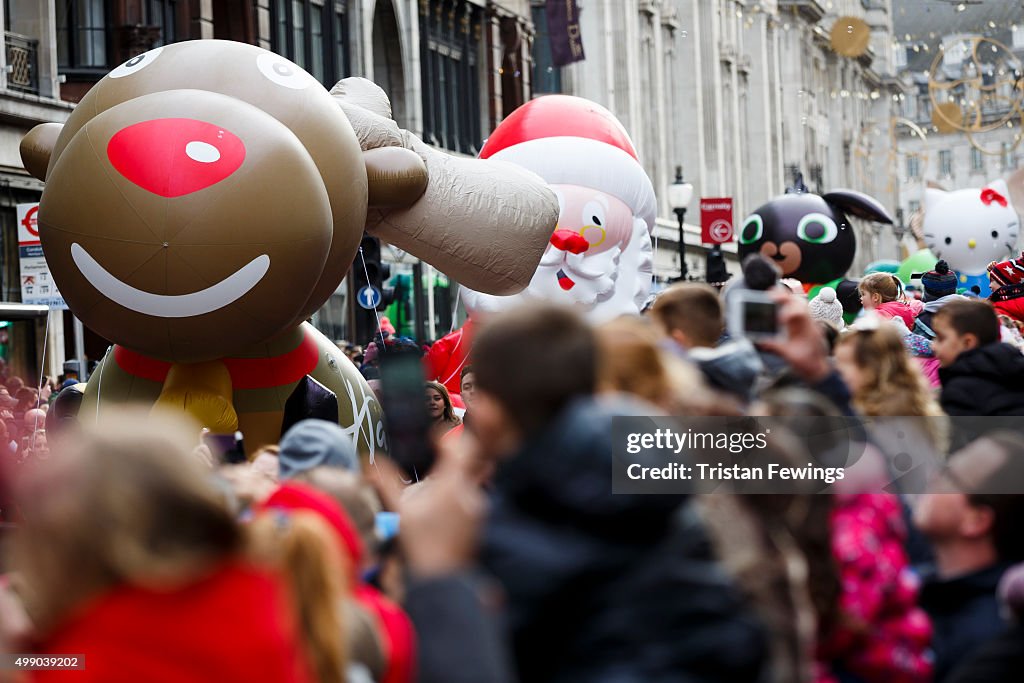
[271,0,349,87]
[530,2,562,94]
[1014,24,1024,50]
[971,147,985,172]
[56,0,108,70]
[419,0,483,154]
[144,0,179,47]
[916,94,931,122]
[939,149,952,176]
[906,155,920,179]
[1003,142,1017,170]
[908,200,921,215]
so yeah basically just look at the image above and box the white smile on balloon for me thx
[70,242,270,318]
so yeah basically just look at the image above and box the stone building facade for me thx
[555,0,901,280]
[0,0,907,360]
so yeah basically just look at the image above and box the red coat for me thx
[30,562,313,683]
[991,283,1024,324]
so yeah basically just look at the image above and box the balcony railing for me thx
[778,0,826,24]
[5,32,38,95]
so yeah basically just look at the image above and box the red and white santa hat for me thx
[988,251,1024,288]
[479,95,657,231]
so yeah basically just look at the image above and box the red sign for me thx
[21,205,38,236]
[700,197,734,245]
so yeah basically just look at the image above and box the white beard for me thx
[461,218,653,321]
[462,244,623,315]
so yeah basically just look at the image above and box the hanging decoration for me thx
[830,16,872,58]
[928,35,1024,155]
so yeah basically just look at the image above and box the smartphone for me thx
[378,347,435,480]
[728,290,784,341]
[204,431,247,465]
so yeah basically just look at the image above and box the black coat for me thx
[939,344,1024,416]
[404,574,513,683]
[480,397,767,683]
[945,625,1024,683]
[919,563,1013,682]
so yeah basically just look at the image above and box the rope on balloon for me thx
[358,244,387,352]
[31,308,51,445]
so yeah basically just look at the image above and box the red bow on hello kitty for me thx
[981,188,1008,207]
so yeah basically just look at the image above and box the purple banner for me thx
[546,0,585,67]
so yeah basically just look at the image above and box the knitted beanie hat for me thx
[808,287,844,328]
[921,260,958,297]
[988,251,1024,289]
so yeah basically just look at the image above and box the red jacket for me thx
[30,562,313,683]
[991,283,1024,324]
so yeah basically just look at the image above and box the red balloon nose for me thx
[107,118,246,198]
[550,229,589,255]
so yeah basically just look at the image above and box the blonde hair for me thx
[835,326,946,444]
[858,272,905,304]
[9,408,240,630]
[247,511,348,683]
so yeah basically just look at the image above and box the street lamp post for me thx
[667,166,694,282]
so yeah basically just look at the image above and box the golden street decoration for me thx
[830,17,871,58]
[928,35,1024,154]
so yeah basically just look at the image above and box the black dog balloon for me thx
[738,174,894,314]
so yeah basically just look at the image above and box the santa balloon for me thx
[425,95,657,395]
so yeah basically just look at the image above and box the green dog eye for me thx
[740,215,763,245]
[797,213,838,244]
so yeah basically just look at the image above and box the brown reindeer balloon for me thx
[21,40,558,456]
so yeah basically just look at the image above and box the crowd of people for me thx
[0,365,84,466]
[0,253,1023,683]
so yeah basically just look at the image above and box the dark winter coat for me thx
[919,563,1013,682]
[945,625,1024,683]
[939,344,1024,416]
[689,339,764,403]
[480,396,767,683]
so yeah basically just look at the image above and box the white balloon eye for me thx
[797,213,838,244]
[257,53,312,90]
[581,199,607,246]
[185,141,221,164]
[109,46,164,78]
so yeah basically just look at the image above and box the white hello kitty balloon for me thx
[923,178,1021,296]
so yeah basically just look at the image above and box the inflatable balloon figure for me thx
[426,95,657,395]
[20,40,558,457]
[737,175,894,316]
[922,175,1023,297]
